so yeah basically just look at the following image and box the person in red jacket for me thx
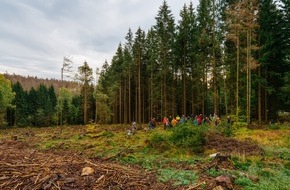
[197,114,203,125]
[163,116,167,129]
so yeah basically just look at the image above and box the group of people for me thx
[193,113,221,126]
[158,113,222,129]
[130,113,223,134]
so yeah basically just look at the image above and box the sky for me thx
[0,0,199,80]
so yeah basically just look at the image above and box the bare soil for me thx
[205,133,264,156]
[0,140,172,190]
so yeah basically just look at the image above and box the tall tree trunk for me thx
[150,64,153,119]
[258,66,262,125]
[114,94,117,124]
[264,68,268,123]
[129,68,131,123]
[182,45,186,115]
[246,29,250,126]
[138,51,141,124]
[124,81,127,123]
[84,85,88,125]
[212,0,217,116]
[248,29,252,125]
[171,69,176,117]
[191,75,194,115]
[119,85,122,123]
[164,69,167,117]
[236,28,240,123]
[223,77,228,116]
[142,85,145,122]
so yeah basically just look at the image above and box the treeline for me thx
[5,82,87,127]
[95,0,289,125]
[1,67,98,127]
[3,73,80,93]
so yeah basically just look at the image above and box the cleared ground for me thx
[0,124,289,189]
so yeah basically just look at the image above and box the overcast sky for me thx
[0,0,199,80]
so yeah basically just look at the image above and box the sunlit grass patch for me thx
[235,127,290,147]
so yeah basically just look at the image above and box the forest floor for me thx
[0,123,289,190]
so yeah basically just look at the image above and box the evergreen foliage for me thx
[95,0,289,124]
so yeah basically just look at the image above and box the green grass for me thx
[234,163,290,190]
[158,168,198,186]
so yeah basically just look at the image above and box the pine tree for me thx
[153,0,176,118]
[12,82,28,126]
[258,0,290,121]
[75,61,94,125]
[145,28,159,119]
[133,27,146,124]
[27,87,37,126]
[124,28,134,123]
[197,0,213,115]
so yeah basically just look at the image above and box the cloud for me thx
[0,0,199,80]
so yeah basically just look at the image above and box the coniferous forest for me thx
[0,0,290,127]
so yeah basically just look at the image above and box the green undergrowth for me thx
[234,162,290,190]
[158,168,198,186]
[149,123,209,154]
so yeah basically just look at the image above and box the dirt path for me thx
[0,140,172,190]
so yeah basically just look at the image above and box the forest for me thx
[0,1,290,189]
[0,0,290,127]
[97,0,290,125]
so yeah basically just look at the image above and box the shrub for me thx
[218,122,234,137]
[169,124,207,153]
[150,133,170,150]
[149,123,208,154]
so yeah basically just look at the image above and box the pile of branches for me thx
[0,140,170,190]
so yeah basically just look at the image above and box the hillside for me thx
[3,73,80,93]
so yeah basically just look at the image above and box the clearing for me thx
[0,124,289,189]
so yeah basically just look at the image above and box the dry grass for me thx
[234,127,290,147]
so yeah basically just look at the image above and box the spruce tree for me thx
[75,61,94,125]
[12,82,28,126]
[153,0,176,118]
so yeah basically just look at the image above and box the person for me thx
[131,121,137,134]
[165,117,170,129]
[197,114,203,125]
[179,115,185,125]
[149,118,156,130]
[171,117,178,127]
[193,116,198,126]
[227,115,231,124]
[215,117,221,126]
[176,115,181,122]
[204,116,210,125]
[163,116,167,130]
